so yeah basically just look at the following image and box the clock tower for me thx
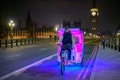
[90,0,99,35]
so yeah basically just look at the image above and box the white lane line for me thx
[7,54,21,58]
[5,42,55,51]
[0,53,57,80]
[82,47,98,80]
[38,42,56,47]
[7,48,47,59]
[39,48,47,51]
[75,46,97,80]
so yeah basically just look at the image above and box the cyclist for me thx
[58,27,75,64]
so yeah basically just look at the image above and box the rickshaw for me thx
[57,27,84,75]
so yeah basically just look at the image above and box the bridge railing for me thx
[0,38,58,48]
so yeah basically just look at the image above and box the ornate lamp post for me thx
[54,25,59,41]
[55,25,58,32]
[8,20,15,39]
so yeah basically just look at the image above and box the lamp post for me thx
[54,25,59,41]
[8,20,15,39]
[55,26,58,32]
[55,25,59,34]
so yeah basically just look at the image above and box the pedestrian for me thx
[102,37,105,49]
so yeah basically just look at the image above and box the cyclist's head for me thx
[65,27,70,33]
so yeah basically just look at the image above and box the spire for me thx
[18,18,22,29]
[92,0,96,8]
[0,8,1,25]
[26,9,33,28]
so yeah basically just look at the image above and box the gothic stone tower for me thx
[90,0,99,35]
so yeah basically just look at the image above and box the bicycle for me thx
[59,44,72,75]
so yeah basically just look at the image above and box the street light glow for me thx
[55,25,59,31]
[9,20,15,30]
[8,20,15,39]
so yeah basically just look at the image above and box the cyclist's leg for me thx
[67,48,72,64]
[60,49,65,61]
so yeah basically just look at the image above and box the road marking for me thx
[7,54,21,58]
[4,42,56,52]
[14,70,26,76]
[39,48,47,51]
[76,45,98,80]
[38,42,56,47]
[0,53,57,80]
[82,46,98,80]
[6,48,46,59]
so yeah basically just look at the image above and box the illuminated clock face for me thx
[92,11,96,16]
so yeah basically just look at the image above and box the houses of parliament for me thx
[0,10,58,40]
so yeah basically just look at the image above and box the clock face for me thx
[92,12,96,16]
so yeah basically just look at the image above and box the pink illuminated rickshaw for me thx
[57,28,84,66]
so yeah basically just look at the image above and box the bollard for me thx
[38,38,39,43]
[108,44,110,48]
[41,38,43,43]
[114,45,117,50]
[106,43,107,47]
[5,39,7,48]
[20,39,22,45]
[0,40,1,48]
[39,38,41,44]
[35,38,36,44]
[28,39,29,44]
[103,44,105,49]
[118,44,120,52]
[16,39,18,47]
[24,39,26,45]
[32,38,33,44]
[11,39,13,48]
[111,44,113,49]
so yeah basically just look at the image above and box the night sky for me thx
[0,0,120,32]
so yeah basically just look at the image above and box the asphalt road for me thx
[0,39,100,80]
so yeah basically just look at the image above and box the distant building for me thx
[0,10,57,39]
[116,30,120,46]
[116,30,120,37]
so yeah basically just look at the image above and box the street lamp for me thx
[55,25,59,32]
[54,25,59,41]
[84,31,86,35]
[8,20,15,39]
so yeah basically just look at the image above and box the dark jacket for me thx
[62,32,72,45]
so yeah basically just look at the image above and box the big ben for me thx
[90,0,99,35]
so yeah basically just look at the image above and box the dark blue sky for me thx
[0,0,120,32]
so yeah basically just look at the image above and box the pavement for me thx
[90,45,120,80]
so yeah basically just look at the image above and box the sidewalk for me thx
[90,45,120,80]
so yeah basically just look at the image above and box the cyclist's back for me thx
[58,28,74,64]
[62,31,72,46]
